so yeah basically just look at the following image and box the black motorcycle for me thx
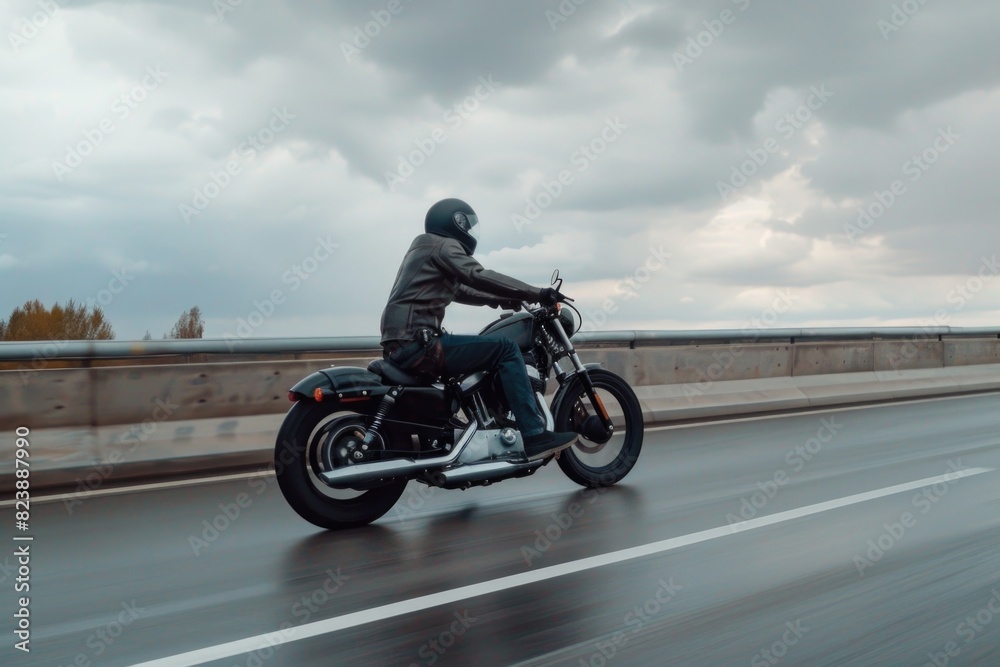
[274,271,643,529]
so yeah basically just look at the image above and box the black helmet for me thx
[424,198,480,254]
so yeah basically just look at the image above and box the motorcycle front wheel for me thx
[551,368,644,488]
[274,401,408,529]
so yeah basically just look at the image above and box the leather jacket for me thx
[380,233,542,346]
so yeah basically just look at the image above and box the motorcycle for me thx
[274,271,643,529]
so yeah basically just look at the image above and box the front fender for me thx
[289,366,388,408]
[555,362,603,388]
[551,363,609,418]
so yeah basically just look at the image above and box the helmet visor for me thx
[467,214,480,242]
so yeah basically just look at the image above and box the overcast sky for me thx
[2,0,999,341]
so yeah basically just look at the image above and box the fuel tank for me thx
[478,312,534,351]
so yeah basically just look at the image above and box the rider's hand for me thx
[539,288,570,306]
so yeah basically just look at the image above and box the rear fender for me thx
[288,366,388,412]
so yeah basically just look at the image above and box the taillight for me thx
[288,391,298,402]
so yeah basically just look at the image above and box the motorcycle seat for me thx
[367,359,429,387]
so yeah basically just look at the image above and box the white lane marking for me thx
[0,471,274,508]
[645,390,1000,431]
[129,467,993,667]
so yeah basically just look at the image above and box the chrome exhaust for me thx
[433,459,543,487]
[319,422,478,486]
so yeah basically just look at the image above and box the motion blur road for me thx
[6,393,1000,666]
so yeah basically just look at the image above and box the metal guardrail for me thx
[0,327,998,361]
[0,336,382,361]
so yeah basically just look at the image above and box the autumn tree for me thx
[0,299,115,341]
[166,306,204,339]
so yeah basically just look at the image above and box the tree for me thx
[142,330,152,340]
[0,299,114,341]
[167,306,204,339]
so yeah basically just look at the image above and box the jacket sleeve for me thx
[435,239,543,302]
[454,284,505,307]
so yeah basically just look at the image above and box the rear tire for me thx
[552,369,643,488]
[274,401,408,530]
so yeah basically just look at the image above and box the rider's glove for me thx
[538,288,570,306]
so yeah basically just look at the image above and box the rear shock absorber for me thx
[361,387,399,450]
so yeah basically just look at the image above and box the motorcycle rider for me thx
[379,198,578,461]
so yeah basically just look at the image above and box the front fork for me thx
[547,317,615,439]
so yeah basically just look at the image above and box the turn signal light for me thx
[313,388,324,402]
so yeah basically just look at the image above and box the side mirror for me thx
[551,269,560,286]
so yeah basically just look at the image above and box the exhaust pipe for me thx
[319,423,478,487]
[433,459,543,488]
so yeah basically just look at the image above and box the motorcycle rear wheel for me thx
[275,401,408,529]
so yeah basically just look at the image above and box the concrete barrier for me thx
[2,331,999,493]
[0,357,378,431]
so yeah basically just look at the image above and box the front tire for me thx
[274,401,408,530]
[552,369,643,488]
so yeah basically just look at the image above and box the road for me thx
[4,393,1000,666]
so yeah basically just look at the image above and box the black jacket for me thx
[379,233,542,345]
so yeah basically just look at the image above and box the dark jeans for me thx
[439,333,545,437]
